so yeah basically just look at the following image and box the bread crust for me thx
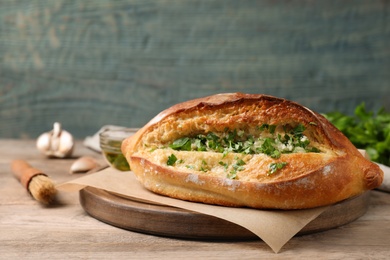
[122,93,383,209]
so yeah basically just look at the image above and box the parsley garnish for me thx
[200,160,209,172]
[227,170,237,179]
[168,123,320,158]
[268,162,287,175]
[292,124,305,136]
[169,137,191,151]
[165,123,319,178]
[226,157,246,179]
[324,103,390,166]
[167,154,177,166]
[219,161,228,170]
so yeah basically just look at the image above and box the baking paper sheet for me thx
[57,168,327,253]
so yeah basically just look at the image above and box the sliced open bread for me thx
[122,93,383,209]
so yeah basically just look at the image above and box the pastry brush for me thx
[11,160,57,204]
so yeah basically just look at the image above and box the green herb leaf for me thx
[200,160,209,172]
[170,137,191,151]
[292,124,305,137]
[219,161,228,171]
[167,154,177,166]
[270,150,281,159]
[268,162,287,175]
[228,170,237,179]
[269,125,277,134]
[324,103,390,166]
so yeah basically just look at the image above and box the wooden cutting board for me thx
[79,187,370,240]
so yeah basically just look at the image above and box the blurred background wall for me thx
[0,0,389,139]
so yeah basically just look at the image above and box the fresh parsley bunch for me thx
[323,103,390,166]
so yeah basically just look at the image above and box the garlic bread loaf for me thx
[121,93,383,209]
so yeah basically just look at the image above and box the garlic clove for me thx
[36,133,51,153]
[55,130,74,158]
[36,122,75,158]
[70,156,100,174]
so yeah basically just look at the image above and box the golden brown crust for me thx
[122,93,383,209]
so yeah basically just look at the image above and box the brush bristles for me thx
[28,175,57,204]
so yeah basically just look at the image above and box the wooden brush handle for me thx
[11,160,46,190]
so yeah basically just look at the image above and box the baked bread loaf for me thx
[122,93,383,209]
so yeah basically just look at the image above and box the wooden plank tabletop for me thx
[1,139,390,259]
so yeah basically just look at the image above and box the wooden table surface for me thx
[1,139,390,259]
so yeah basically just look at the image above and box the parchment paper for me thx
[376,163,390,192]
[360,149,389,193]
[57,168,327,253]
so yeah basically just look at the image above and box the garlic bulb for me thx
[36,122,74,158]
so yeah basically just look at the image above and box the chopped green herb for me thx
[167,123,320,158]
[193,138,206,151]
[306,147,321,153]
[227,158,246,179]
[269,125,277,134]
[291,124,305,136]
[169,137,191,151]
[270,150,281,159]
[235,158,246,166]
[258,138,276,156]
[227,170,237,179]
[268,162,288,175]
[258,123,270,131]
[219,161,228,171]
[167,154,177,166]
[200,160,209,172]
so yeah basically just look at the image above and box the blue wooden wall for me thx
[0,0,389,138]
